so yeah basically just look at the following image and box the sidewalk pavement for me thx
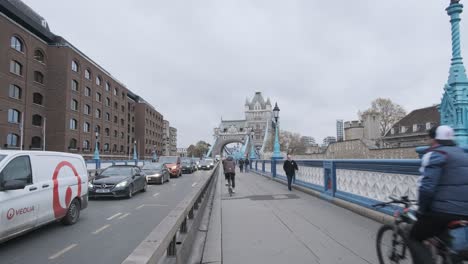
[220,171,381,264]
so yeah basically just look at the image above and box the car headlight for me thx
[88,182,93,188]
[172,166,177,170]
[116,181,128,188]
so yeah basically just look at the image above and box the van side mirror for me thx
[1,180,26,191]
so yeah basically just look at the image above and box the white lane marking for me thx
[118,213,131,219]
[106,213,122,220]
[92,224,110,235]
[136,204,169,210]
[136,204,145,210]
[48,244,78,260]
[153,192,160,197]
[172,183,177,186]
[192,182,198,187]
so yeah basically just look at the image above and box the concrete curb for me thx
[254,171,393,225]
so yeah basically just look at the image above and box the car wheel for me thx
[62,199,81,225]
[127,185,134,199]
[142,182,147,192]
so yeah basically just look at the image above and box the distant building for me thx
[177,148,187,157]
[323,136,337,146]
[163,120,170,155]
[169,127,177,155]
[382,106,439,148]
[344,120,364,141]
[344,112,380,142]
[301,136,317,146]
[336,120,344,142]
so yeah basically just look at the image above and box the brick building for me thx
[135,100,164,158]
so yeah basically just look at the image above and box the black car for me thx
[142,163,170,184]
[89,165,147,199]
[181,160,194,174]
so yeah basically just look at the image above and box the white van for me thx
[0,151,88,243]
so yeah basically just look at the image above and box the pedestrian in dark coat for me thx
[238,159,244,173]
[283,154,298,191]
[244,158,250,172]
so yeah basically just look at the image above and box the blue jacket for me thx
[419,145,468,216]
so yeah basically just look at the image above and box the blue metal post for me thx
[93,133,100,169]
[271,159,277,178]
[272,122,283,160]
[440,1,468,146]
[133,141,137,161]
[262,161,265,173]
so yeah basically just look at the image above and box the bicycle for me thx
[225,172,234,197]
[373,196,468,264]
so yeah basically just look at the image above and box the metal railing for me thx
[122,163,219,264]
[253,158,420,216]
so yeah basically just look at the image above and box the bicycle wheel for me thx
[376,225,415,264]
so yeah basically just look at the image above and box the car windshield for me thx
[100,167,133,177]
[142,163,163,172]
[205,159,214,163]
[159,156,178,164]
[0,155,5,163]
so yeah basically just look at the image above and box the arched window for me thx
[85,69,91,80]
[69,138,77,149]
[84,122,90,132]
[105,127,110,136]
[33,93,43,105]
[96,92,101,102]
[113,144,117,152]
[31,136,41,149]
[105,112,110,121]
[34,50,45,63]
[105,97,110,106]
[32,114,43,126]
[95,125,101,134]
[95,108,101,118]
[71,60,79,72]
[9,84,21,99]
[10,36,23,52]
[120,132,124,139]
[104,143,109,151]
[8,109,21,123]
[7,133,19,147]
[84,104,91,115]
[34,71,44,84]
[83,140,90,150]
[10,60,22,75]
[96,76,102,86]
[120,145,124,152]
[105,82,110,91]
[114,130,118,137]
[85,87,91,96]
[114,87,118,96]
[71,99,78,111]
[71,80,79,91]
[114,116,118,123]
[69,118,77,130]
[120,118,125,126]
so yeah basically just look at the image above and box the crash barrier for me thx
[122,163,220,264]
[253,159,421,216]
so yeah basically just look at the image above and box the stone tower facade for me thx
[244,92,273,149]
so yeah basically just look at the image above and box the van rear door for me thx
[0,155,38,239]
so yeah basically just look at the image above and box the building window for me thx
[33,93,43,105]
[104,143,109,151]
[32,114,42,126]
[105,128,110,136]
[120,118,124,126]
[72,80,79,91]
[71,99,78,111]
[96,76,102,86]
[114,116,118,123]
[31,136,41,149]
[120,145,124,152]
[105,97,110,107]
[114,130,118,137]
[34,71,44,84]
[84,104,91,115]
[8,109,21,123]
[69,138,77,149]
[391,128,395,135]
[426,122,431,130]
[7,133,19,147]
[9,84,21,99]
[105,112,110,121]
[95,125,101,134]
[34,50,45,63]
[95,109,101,119]
[10,60,22,75]
[70,119,78,130]
[413,124,418,132]
[105,82,110,91]
[84,69,91,80]
[84,122,90,133]
[10,36,24,52]
[121,92,125,100]
[83,140,90,150]
[114,87,118,96]
[71,60,79,72]
[121,105,125,113]
[96,92,102,102]
[121,132,124,139]
[113,144,117,152]
[85,87,91,96]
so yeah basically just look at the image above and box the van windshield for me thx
[0,155,5,163]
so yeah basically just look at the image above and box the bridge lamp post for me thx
[152,144,157,162]
[133,140,138,161]
[93,131,100,160]
[272,102,283,160]
[250,131,256,160]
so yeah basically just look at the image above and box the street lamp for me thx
[272,102,283,159]
[133,140,138,160]
[93,131,100,160]
[152,145,158,162]
[250,131,256,160]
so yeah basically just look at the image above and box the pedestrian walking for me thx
[222,156,236,193]
[244,158,250,172]
[238,158,244,173]
[283,154,298,191]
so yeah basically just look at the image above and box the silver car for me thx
[142,163,170,184]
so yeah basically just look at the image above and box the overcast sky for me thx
[22,0,460,146]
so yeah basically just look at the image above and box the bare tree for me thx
[360,98,406,136]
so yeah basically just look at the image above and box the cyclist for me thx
[223,155,236,193]
[409,125,468,263]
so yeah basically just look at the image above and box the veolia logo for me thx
[6,208,15,220]
[52,161,82,219]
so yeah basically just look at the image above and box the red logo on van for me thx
[52,161,82,219]
[6,208,15,220]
